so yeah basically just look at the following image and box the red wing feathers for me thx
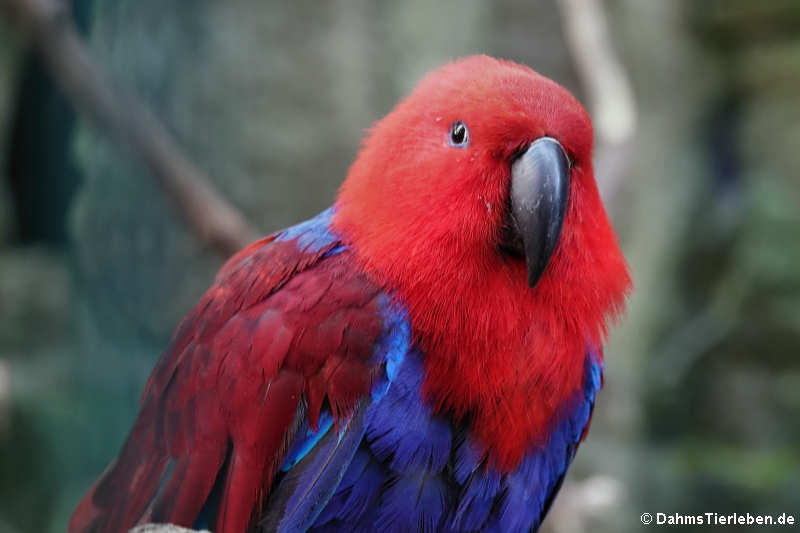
[69,235,384,533]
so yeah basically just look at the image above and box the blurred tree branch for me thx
[558,0,637,208]
[0,0,259,257]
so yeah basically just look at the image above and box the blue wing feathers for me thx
[450,466,501,531]
[452,431,484,485]
[376,471,448,533]
[365,350,452,473]
[281,411,334,472]
[313,448,384,525]
[262,404,368,533]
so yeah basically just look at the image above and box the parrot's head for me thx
[334,55,631,467]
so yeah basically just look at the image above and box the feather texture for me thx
[71,55,630,533]
[69,210,386,533]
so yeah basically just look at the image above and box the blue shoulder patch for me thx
[274,207,344,256]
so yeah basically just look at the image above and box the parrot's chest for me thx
[300,347,600,533]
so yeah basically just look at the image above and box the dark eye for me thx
[449,121,469,148]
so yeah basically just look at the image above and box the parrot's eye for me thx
[449,121,469,148]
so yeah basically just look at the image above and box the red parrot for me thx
[70,55,630,533]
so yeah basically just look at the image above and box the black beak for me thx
[508,137,570,288]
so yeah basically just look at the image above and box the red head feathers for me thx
[334,55,631,469]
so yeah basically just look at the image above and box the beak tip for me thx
[526,259,546,288]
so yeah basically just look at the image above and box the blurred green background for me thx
[1,1,798,532]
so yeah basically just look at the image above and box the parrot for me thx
[69,55,631,533]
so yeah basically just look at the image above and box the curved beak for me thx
[508,137,570,288]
